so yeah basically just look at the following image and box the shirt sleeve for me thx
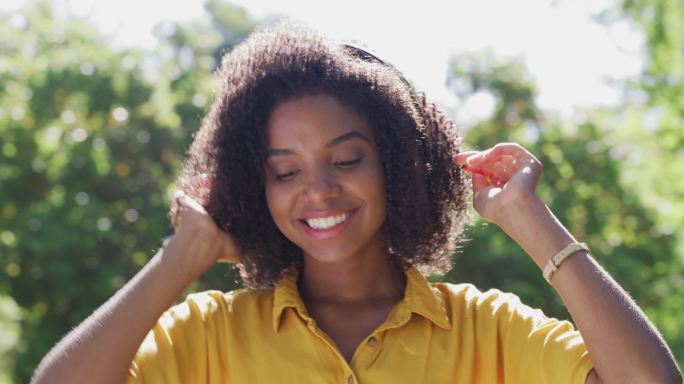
[475,288,594,384]
[125,291,230,384]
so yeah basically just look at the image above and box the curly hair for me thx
[177,20,471,288]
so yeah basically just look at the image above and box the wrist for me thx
[492,192,544,231]
[494,195,577,269]
[161,227,221,282]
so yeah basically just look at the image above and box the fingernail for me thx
[175,194,185,206]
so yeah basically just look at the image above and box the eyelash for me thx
[274,157,363,181]
[334,157,363,168]
[275,170,299,181]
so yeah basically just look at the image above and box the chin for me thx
[302,247,355,265]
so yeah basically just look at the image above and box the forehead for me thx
[266,94,375,146]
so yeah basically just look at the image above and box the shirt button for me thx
[367,336,378,347]
[347,374,354,384]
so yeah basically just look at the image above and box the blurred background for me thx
[0,0,682,381]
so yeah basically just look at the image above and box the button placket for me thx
[357,334,383,370]
[347,374,354,384]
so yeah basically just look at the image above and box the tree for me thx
[0,2,255,381]
[2,1,681,381]
[444,27,683,365]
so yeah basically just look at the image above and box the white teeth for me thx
[305,212,350,230]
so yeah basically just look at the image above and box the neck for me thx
[298,245,406,303]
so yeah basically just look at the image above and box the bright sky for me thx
[5,0,645,124]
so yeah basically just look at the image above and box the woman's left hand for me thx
[453,142,544,224]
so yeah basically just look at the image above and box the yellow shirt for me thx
[127,268,593,383]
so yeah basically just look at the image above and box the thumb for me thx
[472,173,490,193]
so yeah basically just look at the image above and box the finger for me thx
[500,165,516,185]
[490,159,519,185]
[452,151,480,166]
[488,144,509,158]
[471,173,490,193]
[468,166,494,178]
[500,154,516,166]
[492,142,528,156]
[468,143,525,166]
[169,210,179,229]
[179,194,207,214]
[171,195,183,230]
[489,174,503,188]
[462,148,498,167]
[498,144,541,166]
[172,189,186,202]
[459,162,493,180]
[170,191,195,230]
[491,161,505,175]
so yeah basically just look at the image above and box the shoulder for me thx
[129,287,278,380]
[163,287,276,325]
[431,282,551,327]
[426,281,592,382]
[431,281,524,307]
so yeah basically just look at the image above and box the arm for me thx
[455,143,682,384]
[500,196,680,384]
[32,194,239,384]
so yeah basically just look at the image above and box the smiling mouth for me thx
[301,210,355,230]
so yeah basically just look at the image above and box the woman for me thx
[32,21,680,383]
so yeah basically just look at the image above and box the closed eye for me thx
[335,157,363,168]
[275,169,300,181]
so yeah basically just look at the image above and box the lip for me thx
[298,209,357,240]
[298,208,354,220]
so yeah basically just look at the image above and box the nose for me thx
[302,167,341,203]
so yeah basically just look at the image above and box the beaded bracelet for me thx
[542,242,590,283]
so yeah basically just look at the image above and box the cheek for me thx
[360,163,388,220]
[265,183,294,233]
[374,181,388,221]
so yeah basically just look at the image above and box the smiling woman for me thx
[263,95,388,269]
[172,22,469,289]
[32,20,681,384]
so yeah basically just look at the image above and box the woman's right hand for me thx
[167,191,241,280]
[32,188,241,384]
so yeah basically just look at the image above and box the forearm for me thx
[497,195,681,383]
[31,233,204,384]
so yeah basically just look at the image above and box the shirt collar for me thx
[272,268,309,332]
[401,267,451,329]
[272,267,451,333]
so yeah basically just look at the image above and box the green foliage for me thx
[0,2,253,381]
[0,295,20,384]
[615,0,684,364]
[445,44,683,366]
[1,0,682,381]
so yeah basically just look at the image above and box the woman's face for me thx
[264,94,387,265]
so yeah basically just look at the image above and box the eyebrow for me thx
[265,130,370,158]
